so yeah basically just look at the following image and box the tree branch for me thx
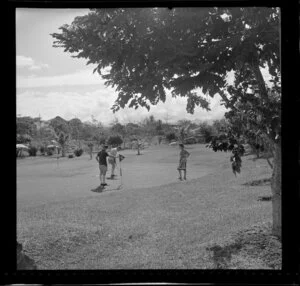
[249,47,269,102]
[218,89,239,112]
[266,157,273,169]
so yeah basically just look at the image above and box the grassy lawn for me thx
[17,144,279,269]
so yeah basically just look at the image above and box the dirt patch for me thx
[206,222,281,269]
[17,241,37,270]
[18,224,101,268]
[206,242,243,269]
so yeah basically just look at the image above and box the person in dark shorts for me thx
[96,145,114,187]
[177,143,190,180]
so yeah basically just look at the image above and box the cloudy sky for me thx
[16,8,238,125]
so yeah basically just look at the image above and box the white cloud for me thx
[17,68,103,88]
[17,65,273,124]
[17,87,227,125]
[17,55,35,67]
[28,63,50,71]
[225,66,274,87]
[17,55,49,71]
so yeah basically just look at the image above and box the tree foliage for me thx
[212,118,230,134]
[49,116,70,135]
[17,117,37,137]
[56,132,69,157]
[69,118,84,140]
[16,134,32,144]
[111,121,126,137]
[198,122,215,143]
[107,135,123,146]
[166,132,177,142]
[51,8,279,117]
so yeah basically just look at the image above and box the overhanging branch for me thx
[218,89,239,112]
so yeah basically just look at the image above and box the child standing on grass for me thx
[177,143,190,181]
[96,145,114,187]
[108,144,118,179]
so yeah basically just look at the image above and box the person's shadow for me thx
[91,186,105,193]
[91,183,123,193]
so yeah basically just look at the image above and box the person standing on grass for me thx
[108,144,118,179]
[87,142,94,160]
[177,143,190,181]
[96,145,114,187]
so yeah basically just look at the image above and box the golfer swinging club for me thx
[96,145,114,187]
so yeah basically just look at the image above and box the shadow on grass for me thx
[206,242,243,269]
[91,185,123,193]
[91,186,105,193]
[243,178,271,186]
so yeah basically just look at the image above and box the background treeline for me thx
[16,115,227,156]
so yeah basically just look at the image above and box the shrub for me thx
[74,148,83,157]
[107,135,123,146]
[40,146,46,155]
[16,134,32,144]
[199,123,215,143]
[68,154,74,158]
[166,132,177,142]
[90,136,107,148]
[87,142,94,148]
[28,146,38,156]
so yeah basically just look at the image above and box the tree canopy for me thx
[17,116,37,136]
[52,7,280,116]
[107,135,123,146]
[51,8,282,236]
[49,116,70,135]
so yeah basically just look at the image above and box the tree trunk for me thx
[250,58,281,238]
[61,145,66,157]
[271,142,281,238]
[256,147,260,158]
[250,54,269,102]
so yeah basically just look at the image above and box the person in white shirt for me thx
[108,145,118,179]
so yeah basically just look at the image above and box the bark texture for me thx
[271,142,281,238]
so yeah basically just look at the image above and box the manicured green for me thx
[17,144,275,269]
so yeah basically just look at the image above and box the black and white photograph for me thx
[14,6,286,274]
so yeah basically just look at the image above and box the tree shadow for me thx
[242,178,271,186]
[206,242,243,269]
